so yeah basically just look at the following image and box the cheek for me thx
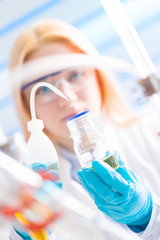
[78,83,102,112]
[35,104,69,136]
[36,104,58,129]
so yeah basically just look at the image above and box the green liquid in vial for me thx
[48,162,58,170]
[103,154,119,169]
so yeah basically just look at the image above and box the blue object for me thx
[31,162,62,188]
[21,70,63,90]
[15,229,32,240]
[66,110,89,122]
[77,153,153,233]
[31,162,48,171]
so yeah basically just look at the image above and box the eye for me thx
[68,71,84,82]
[36,86,51,96]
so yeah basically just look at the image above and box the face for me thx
[23,42,102,146]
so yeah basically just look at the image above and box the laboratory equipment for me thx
[9,53,136,90]
[26,82,68,169]
[66,110,119,169]
[0,126,25,162]
[100,0,160,113]
[0,150,140,240]
[27,118,59,170]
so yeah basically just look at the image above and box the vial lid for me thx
[66,110,89,122]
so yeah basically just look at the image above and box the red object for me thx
[25,211,62,231]
[0,205,21,216]
[37,170,57,181]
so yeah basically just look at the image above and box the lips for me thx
[62,106,88,121]
[62,112,80,121]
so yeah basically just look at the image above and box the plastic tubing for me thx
[30,82,68,119]
[100,0,157,78]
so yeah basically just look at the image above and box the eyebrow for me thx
[21,70,63,90]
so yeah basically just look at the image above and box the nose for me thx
[55,79,78,106]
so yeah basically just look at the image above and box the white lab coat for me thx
[10,113,160,240]
[58,113,160,240]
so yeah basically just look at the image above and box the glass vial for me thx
[66,110,119,169]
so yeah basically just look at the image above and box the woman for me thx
[9,20,160,239]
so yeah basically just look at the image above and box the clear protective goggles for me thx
[21,67,95,104]
[9,53,136,106]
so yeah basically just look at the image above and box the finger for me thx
[78,171,108,206]
[114,152,135,183]
[78,171,96,199]
[92,161,129,194]
[79,168,120,202]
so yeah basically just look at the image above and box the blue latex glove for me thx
[77,153,153,233]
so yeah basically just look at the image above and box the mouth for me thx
[62,108,89,121]
[62,112,81,121]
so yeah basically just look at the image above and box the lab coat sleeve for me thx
[9,227,56,240]
[139,195,160,240]
[10,227,23,240]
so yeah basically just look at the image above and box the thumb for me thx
[114,152,135,183]
[92,161,129,194]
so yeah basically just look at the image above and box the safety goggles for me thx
[21,67,95,104]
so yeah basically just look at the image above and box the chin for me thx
[56,126,70,138]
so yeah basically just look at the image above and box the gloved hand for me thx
[77,153,153,233]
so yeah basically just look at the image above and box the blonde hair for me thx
[9,19,136,142]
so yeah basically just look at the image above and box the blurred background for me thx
[0,0,160,136]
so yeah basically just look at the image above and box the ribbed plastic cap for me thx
[66,110,89,122]
[27,118,44,132]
